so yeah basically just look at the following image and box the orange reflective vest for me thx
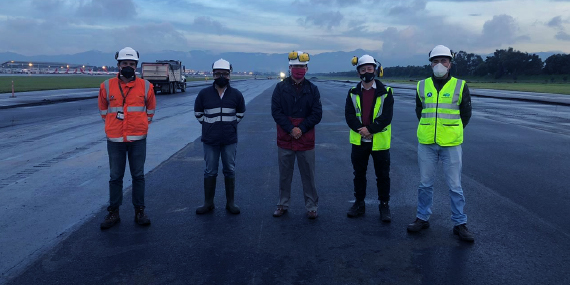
[98,76,156,142]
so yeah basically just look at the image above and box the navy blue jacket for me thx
[271,77,322,150]
[195,84,246,145]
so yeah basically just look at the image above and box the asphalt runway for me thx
[4,80,570,284]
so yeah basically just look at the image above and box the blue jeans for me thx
[107,139,146,209]
[203,143,237,178]
[416,143,467,225]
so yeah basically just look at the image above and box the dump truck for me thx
[141,60,186,94]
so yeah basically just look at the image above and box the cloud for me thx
[555,31,570,41]
[297,11,343,29]
[547,16,563,29]
[292,0,372,7]
[76,0,138,21]
[481,14,521,46]
[389,0,427,15]
[109,23,189,53]
[192,16,228,34]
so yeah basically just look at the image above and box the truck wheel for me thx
[172,82,177,94]
[181,83,186,92]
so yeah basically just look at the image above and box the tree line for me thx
[327,48,570,80]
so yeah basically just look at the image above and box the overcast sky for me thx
[1,0,570,58]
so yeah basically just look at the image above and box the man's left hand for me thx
[291,127,302,139]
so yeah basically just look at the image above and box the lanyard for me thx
[117,80,133,107]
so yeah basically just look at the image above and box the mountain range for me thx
[0,50,563,74]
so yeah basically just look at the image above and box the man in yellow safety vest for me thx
[345,54,394,222]
[406,45,474,242]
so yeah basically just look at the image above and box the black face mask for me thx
[360,72,375,83]
[120,66,135,79]
[214,77,229,88]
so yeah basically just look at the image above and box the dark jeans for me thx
[351,143,390,202]
[203,143,237,178]
[107,139,146,209]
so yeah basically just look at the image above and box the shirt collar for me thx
[361,80,376,91]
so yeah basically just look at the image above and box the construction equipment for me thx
[141,60,186,94]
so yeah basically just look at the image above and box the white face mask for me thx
[432,63,448,78]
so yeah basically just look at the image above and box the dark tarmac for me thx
[7,81,570,285]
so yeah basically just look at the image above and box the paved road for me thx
[3,80,570,284]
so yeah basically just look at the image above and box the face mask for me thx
[214,76,229,88]
[432,63,448,78]
[120,66,135,79]
[360,72,375,83]
[291,67,306,80]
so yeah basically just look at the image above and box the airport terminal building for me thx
[0,61,98,74]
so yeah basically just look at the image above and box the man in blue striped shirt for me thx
[194,59,246,215]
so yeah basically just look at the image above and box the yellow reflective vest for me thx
[416,77,465,146]
[349,87,392,150]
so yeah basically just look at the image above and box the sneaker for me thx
[134,207,151,226]
[273,206,287,217]
[307,210,318,219]
[453,224,475,242]
[379,201,391,223]
[100,208,120,230]
[347,200,365,218]
[407,218,430,232]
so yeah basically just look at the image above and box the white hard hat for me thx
[115,47,139,61]
[288,51,310,65]
[429,45,453,61]
[352,54,377,69]
[212,58,232,71]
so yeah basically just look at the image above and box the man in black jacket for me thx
[271,51,323,219]
[194,59,245,215]
[345,55,394,222]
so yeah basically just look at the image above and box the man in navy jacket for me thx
[194,59,245,215]
[271,51,323,219]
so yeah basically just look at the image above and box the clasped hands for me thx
[290,127,302,139]
[358,127,372,140]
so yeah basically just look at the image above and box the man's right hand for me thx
[291,127,302,139]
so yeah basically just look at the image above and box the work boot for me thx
[407,218,430,232]
[134,206,151,226]
[196,176,216,214]
[347,200,365,218]
[379,201,391,223]
[224,177,240,214]
[100,207,120,230]
[453,224,475,242]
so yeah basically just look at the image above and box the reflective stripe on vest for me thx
[104,79,152,116]
[107,134,147,142]
[349,86,392,150]
[416,77,465,146]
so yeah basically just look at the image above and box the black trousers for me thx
[351,143,390,202]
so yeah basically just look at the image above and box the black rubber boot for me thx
[196,177,216,214]
[224,177,240,214]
